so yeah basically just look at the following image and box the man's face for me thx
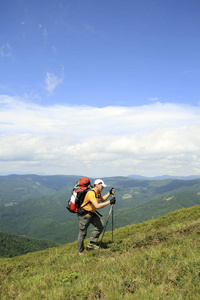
[97,184,104,193]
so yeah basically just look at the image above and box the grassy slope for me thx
[1,205,200,299]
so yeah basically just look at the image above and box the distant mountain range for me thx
[0,174,200,248]
[128,175,200,180]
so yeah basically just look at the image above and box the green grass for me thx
[1,205,200,299]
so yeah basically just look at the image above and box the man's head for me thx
[94,179,107,192]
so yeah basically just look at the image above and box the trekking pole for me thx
[112,198,114,242]
[99,203,114,248]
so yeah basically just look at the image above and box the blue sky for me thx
[0,0,200,177]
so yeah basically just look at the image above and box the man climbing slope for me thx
[77,179,115,254]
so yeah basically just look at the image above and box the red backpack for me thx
[67,177,93,213]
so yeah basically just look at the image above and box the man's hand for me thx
[110,197,116,205]
[109,188,115,195]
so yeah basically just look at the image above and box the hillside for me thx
[1,175,200,245]
[0,174,80,206]
[113,190,200,229]
[0,205,200,299]
[0,231,60,258]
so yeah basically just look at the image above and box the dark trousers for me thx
[77,213,104,253]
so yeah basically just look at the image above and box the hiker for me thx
[77,179,116,254]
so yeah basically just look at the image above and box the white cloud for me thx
[43,29,48,39]
[44,70,64,95]
[0,43,13,58]
[38,24,48,40]
[148,97,159,101]
[0,95,200,177]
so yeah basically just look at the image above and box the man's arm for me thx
[87,190,111,209]
[90,199,111,210]
[101,191,111,202]
[101,188,115,202]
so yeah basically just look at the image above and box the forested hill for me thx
[0,231,60,258]
[0,174,80,206]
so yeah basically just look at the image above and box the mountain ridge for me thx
[1,174,200,245]
[128,174,200,180]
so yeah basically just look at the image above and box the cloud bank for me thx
[0,95,200,177]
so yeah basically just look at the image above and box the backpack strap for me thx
[79,189,103,216]
[81,201,90,208]
[80,189,95,206]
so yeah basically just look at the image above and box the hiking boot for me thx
[87,243,99,250]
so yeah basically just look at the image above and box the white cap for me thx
[94,179,107,187]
